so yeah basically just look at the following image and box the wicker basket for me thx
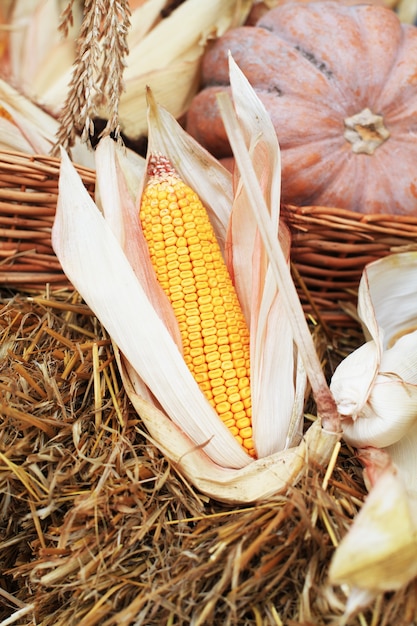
[1,149,417,331]
[0,150,95,290]
[285,205,417,329]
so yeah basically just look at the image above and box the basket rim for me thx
[0,148,95,181]
[285,203,417,238]
[288,203,417,223]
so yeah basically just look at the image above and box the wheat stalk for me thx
[54,0,131,152]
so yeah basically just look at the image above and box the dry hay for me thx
[0,290,416,626]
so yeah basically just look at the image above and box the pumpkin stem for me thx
[344,108,390,155]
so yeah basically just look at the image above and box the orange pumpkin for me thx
[186,2,417,215]
[245,0,385,25]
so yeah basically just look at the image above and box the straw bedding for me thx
[0,290,416,626]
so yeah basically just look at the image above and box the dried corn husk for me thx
[52,58,340,503]
[0,77,94,167]
[330,252,417,451]
[329,252,417,609]
[0,0,252,150]
[3,0,82,110]
[329,448,417,616]
[116,0,253,138]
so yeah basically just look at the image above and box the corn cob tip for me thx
[147,152,177,180]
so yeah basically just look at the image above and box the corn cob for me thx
[139,153,254,457]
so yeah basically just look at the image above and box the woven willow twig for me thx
[285,204,417,327]
[0,150,95,289]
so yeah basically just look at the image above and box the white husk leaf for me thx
[228,54,281,226]
[224,56,306,455]
[329,340,379,421]
[53,60,341,503]
[331,252,417,449]
[330,252,417,606]
[216,74,339,435]
[359,251,417,349]
[0,77,94,168]
[329,463,417,592]
[94,138,146,243]
[107,141,146,203]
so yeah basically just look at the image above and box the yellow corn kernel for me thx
[139,153,255,458]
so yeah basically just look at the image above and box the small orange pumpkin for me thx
[186,2,417,215]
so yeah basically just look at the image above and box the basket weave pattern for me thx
[0,150,95,290]
[286,204,417,328]
[1,150,417,330]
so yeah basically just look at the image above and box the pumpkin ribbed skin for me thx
[186,2,417,215]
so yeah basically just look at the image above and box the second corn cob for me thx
[139,153,254,457]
